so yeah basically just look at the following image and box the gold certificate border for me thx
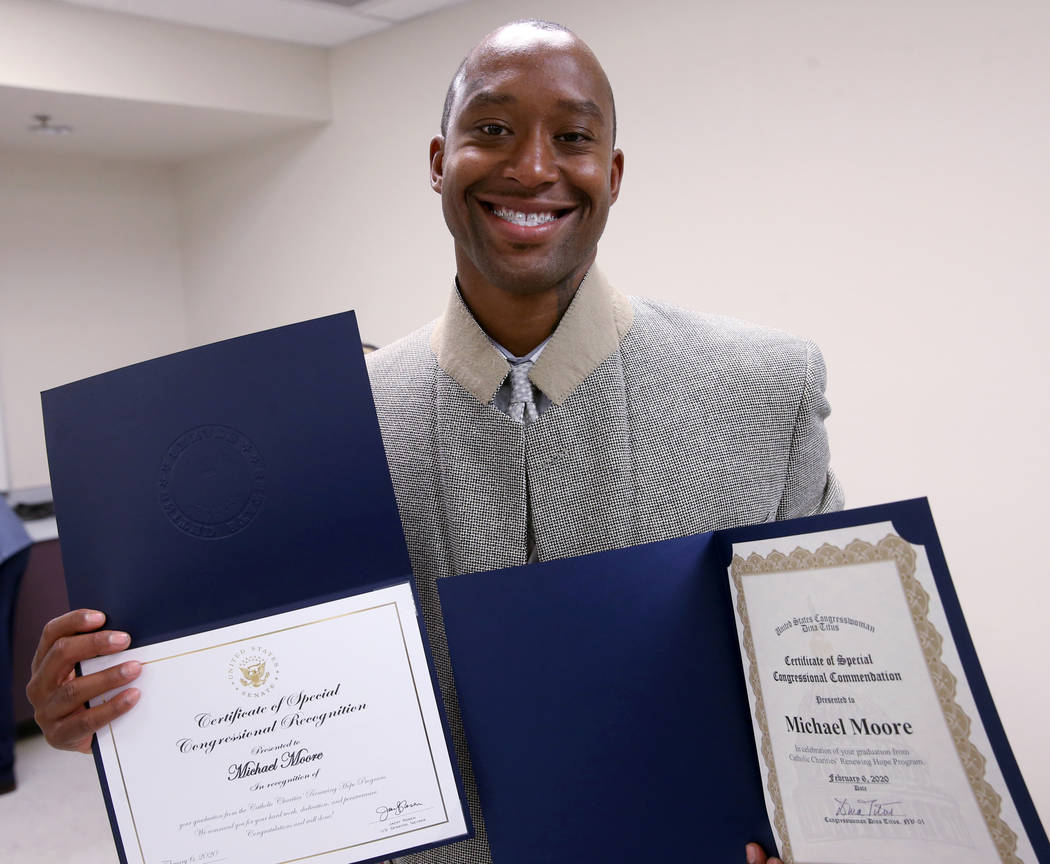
[730,534,1020,864]
[104,589,457,864]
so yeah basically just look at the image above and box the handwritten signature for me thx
[834,797,904,817]
[376,800,424,822]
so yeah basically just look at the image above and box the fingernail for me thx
[746,844,758,864]
[109,632,130,647]
[120,661,141,678]
[122,689,140,707]
[84,611,105,626]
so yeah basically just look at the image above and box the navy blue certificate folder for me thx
[41,311,472,863]
[42,311,410,642]
[438,499,1049,863]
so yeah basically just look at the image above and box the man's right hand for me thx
[27,609,142,753]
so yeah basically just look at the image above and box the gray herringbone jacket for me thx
[366,270,843,864]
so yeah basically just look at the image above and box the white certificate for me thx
[83,581,470,864]
[729,524,1036,864]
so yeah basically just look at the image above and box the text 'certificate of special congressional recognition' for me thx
[729,523,1037,864]
[82,582,469,864]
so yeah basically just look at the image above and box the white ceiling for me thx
[56,0,468,46]
[1,0,468,161]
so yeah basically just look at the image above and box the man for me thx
[28,20,838,864]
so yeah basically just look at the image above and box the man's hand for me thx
[746,842,783,864]
[27,609,142,753]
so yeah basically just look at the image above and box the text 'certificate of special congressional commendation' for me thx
[82,583,469,864]
[729,522,1037,864]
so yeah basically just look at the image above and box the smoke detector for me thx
[28,114,74,136]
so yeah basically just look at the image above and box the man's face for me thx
[431,33,623,296]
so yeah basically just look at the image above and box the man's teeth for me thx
[490,206,559,226]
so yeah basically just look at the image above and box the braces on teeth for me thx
[491,206,559,226]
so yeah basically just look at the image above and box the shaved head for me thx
[440,20,617,144]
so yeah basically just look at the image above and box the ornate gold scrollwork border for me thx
[730,534,1020,864]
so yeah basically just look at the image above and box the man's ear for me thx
[609,148,624,205]
[430,136,445,194]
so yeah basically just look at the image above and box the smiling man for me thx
[364,19,842,864]
[27,19,838,864]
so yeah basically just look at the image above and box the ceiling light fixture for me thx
[28,114,74,136]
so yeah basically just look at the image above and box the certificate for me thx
[729,522,1038,863]
[438,499,1048,863]
[83,582,470,864]
[42,312,472,861]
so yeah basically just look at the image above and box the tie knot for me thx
[507,360,539,424]
[508,360,533,396]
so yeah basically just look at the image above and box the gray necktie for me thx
[507,360,539,425]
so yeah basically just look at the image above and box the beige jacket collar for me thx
[429,268,635,407]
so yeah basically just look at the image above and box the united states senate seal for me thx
[228,645,279,698]
[158,424,266,539]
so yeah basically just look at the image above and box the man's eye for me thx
[479,124,507,136]
[558,132,592,144]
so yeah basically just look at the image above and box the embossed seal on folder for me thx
[158,424,266,539]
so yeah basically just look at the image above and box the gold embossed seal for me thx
[227,645,279,698]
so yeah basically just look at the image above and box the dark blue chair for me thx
[0,499,30,793]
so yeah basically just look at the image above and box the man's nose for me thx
[503,131,558,187]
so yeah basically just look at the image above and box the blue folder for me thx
[438,499,1049,862]
[42,312,409,641]
[42,311,471,863]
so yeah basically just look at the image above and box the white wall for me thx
[0,398,9,491]
[0,149,188,489]
[174,0,1050,820]
[176,36,455,347]
[0,0,329,119]
[0,0,1043,830]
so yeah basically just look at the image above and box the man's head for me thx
[430,21,623,300]
[440,21,617,144]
